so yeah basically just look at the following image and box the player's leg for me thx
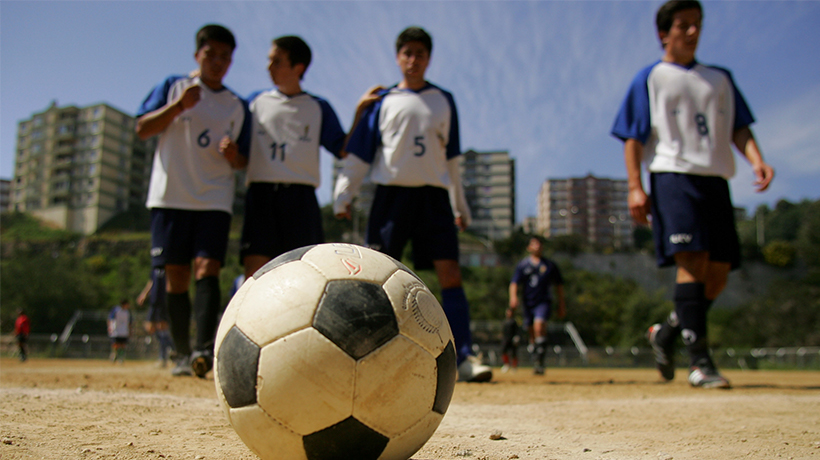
[165,263,194,375]
[530,303,551,375]
[189,210,231,378]
[241,183,276,280]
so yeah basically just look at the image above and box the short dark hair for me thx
[273,35,312,79]
[196,24,236,51]
[121,298,130,306]
[656,0,702,34]
[396,26,432,54]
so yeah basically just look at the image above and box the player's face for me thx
[267,45,302,89]
[527,238,542,256]
[195,40,234,88]
[660,8,701,64]
[396,41,430,87]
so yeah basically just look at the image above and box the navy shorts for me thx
[150,208,232,267]
[649,173,740,269]
[522,302,552,329]
[367,185,459,271]
[240,183,324,261]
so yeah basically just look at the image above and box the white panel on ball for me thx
[257,327,356,435]
[300,243,400,284]
[382,269,453,356]
[354,335,437,436]
[235,261,327,347]
[229,405,307,460]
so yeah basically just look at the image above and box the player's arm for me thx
[136,280,153,307]
[219,137,248,169]
[508,281,519,309]
[447,157,471,230]
[333,155,370,219]
[733,126,774,192]
[624,138,650,225]
[555,284,566,319]
[341,86,386,157]
[136,85,202,140]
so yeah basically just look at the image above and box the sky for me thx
[2,1,818,222]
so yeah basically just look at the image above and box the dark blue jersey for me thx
[511,257,563,306]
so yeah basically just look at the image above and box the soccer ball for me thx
[214,243,457,460]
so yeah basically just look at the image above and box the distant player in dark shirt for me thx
[509,237,566,375]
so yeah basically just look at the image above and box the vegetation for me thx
[2,199,819,349]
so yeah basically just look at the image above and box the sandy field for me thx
[1,358,819,460]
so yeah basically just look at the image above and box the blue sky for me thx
[2,1,818,221]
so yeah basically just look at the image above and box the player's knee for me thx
[195,257,222,279]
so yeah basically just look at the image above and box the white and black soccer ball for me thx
[214,243,457,460]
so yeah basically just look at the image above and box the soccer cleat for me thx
[647,323,675,381]
[170,355,193,377]
[190,350,214,379]
[457,355,493,382]
[500,364,511,373]
[688,359,731,389]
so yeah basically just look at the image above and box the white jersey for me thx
[611,60,754,179]
[246,89,345,187]
[108,305,131,338]
[346,83,460,187]
[138,76,251,213]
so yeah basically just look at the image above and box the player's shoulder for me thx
[246,88,277,104]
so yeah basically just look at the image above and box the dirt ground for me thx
[1,358,819,460]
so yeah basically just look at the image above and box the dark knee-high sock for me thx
[167,292,192,356]
[194,276,221,352]
[441,287,474,365]
[674,282,710,367]
[656,311,681,348]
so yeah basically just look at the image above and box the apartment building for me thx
[11,101,154,234]
[537,174,633,248]
[459,149,515,240]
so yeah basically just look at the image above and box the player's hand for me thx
[358,85,386,109]
[177,85,202,112]
[335,204,352,220]
[628,187,651,226]
[455,215,466,231]
[220,136,245,169]
[752,162,774,192]
[509,297,519,309]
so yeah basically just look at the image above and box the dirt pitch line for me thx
[1,358,819,459]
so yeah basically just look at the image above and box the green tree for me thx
[762,240,797,267]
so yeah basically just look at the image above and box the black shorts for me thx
[367,185,459,271]
[649,173,740,269]
[240,182,324,261]
[150,208,231,267]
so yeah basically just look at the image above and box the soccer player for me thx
[14,309,30,362]
[333,26,491,382]
[500,307,520,373]
[108,299,132,364]
[611,0,774,388]
[508,236,566,375]
[137,268,175,368]
[240,36,347,280]
[136,24,251,378]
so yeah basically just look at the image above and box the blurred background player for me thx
[612,0,774,388]
[137,268,175,368]
[136,24,251,378]
[334,26,491,382]
[239,35,371,281]
[509,236,566,375]
[500,307,520,373]
[14,308,30,362]
[108,299,132,364]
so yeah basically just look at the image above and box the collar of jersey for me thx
[389,82,433,94]
[659,59,699,71]
[273,88,307,99]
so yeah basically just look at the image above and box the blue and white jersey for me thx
[246,89,345,187]
[138,76,251,213]
[511,257,563,306]
[611,60,754,179]
[108,305,132,339]
[346,83,461,188]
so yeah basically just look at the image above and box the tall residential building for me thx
[11,101,154,235]
[0,179,11,213]
[537,174,633,248]
[459,149,515,240]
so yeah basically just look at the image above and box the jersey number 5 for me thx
[413,136,426,157]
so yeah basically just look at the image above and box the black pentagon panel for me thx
[217,326,260,408]
[253,245,317,279]
[303,416,389,460]
[314,280,399,360]
[433,340,457,415]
